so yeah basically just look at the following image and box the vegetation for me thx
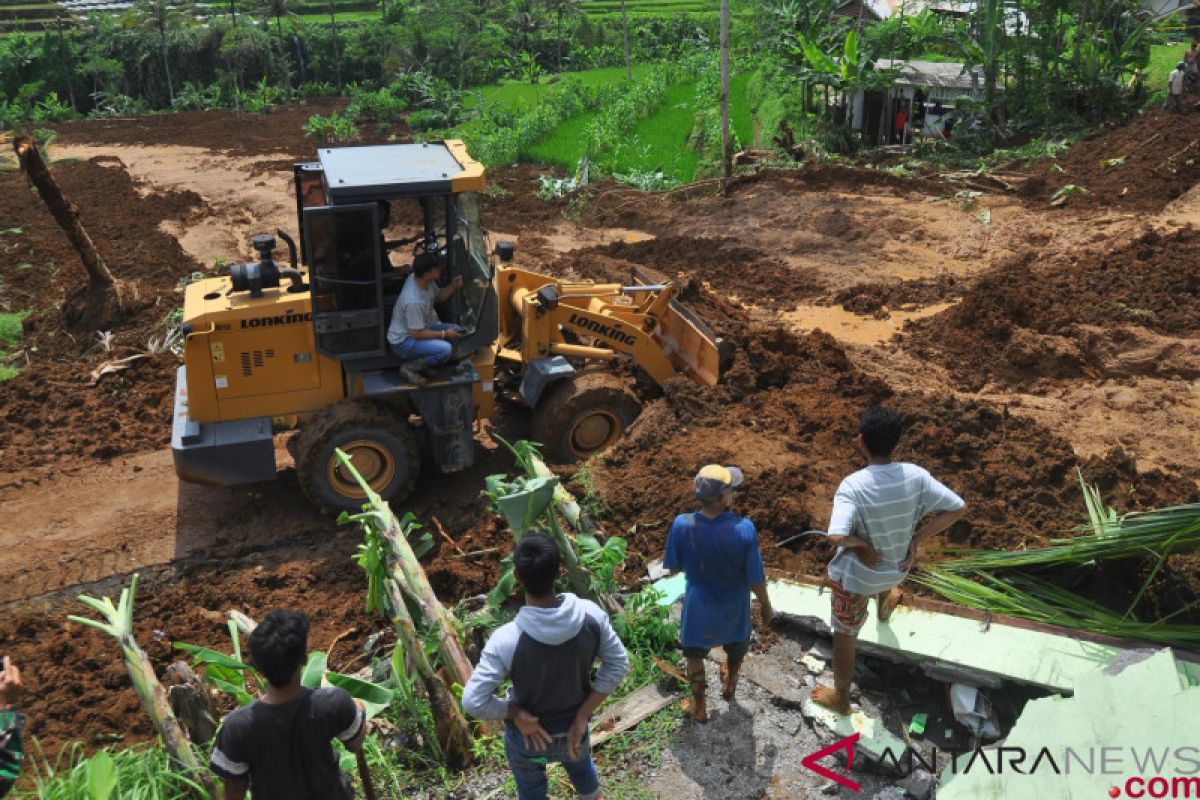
[917,473,1200,647]
[23,742,212,800]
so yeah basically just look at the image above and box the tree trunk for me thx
[719,0,732,193]
[14,137,135,330]
[121,637,219,797]
[373,495,474,690]
[328,0,342,91]
[621,0,631,81]
[384,580,474,769]
[158,22,173,104]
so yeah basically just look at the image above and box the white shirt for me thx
[386,276,440,345]
[826,462,965,596]
[1170,69,1186,96]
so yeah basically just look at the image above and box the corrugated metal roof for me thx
[874,59,983,90]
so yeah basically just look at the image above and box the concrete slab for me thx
[768,578,1126,693]
[939,649,1200,799]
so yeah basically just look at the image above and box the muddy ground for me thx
[2,104,1200,768]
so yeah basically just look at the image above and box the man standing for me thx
[811,406,966,716]
[663,465,773,724]
[1165,62,1187,113]
[463,532,629,800]
[209,610,367,800]
[387,252,464,385]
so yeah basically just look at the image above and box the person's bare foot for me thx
[810,684,852,715]
[682,697,709,723]
[877,588,904,623]
[719,663,740,700]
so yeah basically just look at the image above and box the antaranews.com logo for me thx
[802,734,1200,797]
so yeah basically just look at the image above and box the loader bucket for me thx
[634,268,726,387]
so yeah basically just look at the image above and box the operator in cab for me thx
[387,251,464,385]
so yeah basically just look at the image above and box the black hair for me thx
[513,531,560,598]
[858,405,902,457]
[248,609,310,688]
[412,251,443,277]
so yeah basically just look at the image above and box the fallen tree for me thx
[337,450,475,769]
[67,574,218,798]
[13,136,139,330]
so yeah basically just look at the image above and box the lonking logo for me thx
[567,312,637,347]
[240,312,312,329]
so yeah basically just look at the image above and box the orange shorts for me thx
[826,577,869,636]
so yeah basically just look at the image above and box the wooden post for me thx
[13,137,134,330]
[621,0,631,81]
[719,0,732,193]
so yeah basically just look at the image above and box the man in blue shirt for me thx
[664,464,774,723]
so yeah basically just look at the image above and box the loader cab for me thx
[292,142,495,369]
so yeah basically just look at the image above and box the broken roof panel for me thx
[939,649,1200,798]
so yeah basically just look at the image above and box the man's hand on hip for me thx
[512,707,552,751]
[566,714,589,761]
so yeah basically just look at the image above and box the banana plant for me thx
[174,622,394,718]
[68,574,217,797]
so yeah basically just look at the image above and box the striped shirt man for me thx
[827,462,965,596]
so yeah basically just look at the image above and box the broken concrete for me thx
[939,649,1200,798]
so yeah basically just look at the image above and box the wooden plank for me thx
[590,684,679,747]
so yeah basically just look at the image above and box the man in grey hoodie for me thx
[462,532,630,800]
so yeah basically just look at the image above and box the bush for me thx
[299,81,339,98]
[304,111,359,142]
[347,85,408,123]
[406,108,456,131]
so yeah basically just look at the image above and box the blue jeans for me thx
[504,722,600,800]
[389,323,461,365]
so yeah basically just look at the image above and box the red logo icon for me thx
[801,733,862,792]
[1109,788,1120,798]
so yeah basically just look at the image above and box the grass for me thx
[1147,42,1188,100]
[528,71,755,182]
[466,65,656,114]
[0,310,26,382]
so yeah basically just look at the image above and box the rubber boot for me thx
[721,656,743,701]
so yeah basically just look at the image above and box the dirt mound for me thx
[0,159,204,478]
[728,163,949,197]
[567,236,821,308]
[592,288,1193,596]
[834,275,962,317]
[905,227,1200,389]
[1020,110,1200,212]
[50,99,353,159]
[0,528,378,757]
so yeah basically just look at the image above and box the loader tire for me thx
[532,373,641,464]
[294,401,420,513]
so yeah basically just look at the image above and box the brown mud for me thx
[2,105,1199,758]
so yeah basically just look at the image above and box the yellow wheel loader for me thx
[172,142,727,511]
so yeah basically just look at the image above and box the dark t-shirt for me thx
[209,687,363,800]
